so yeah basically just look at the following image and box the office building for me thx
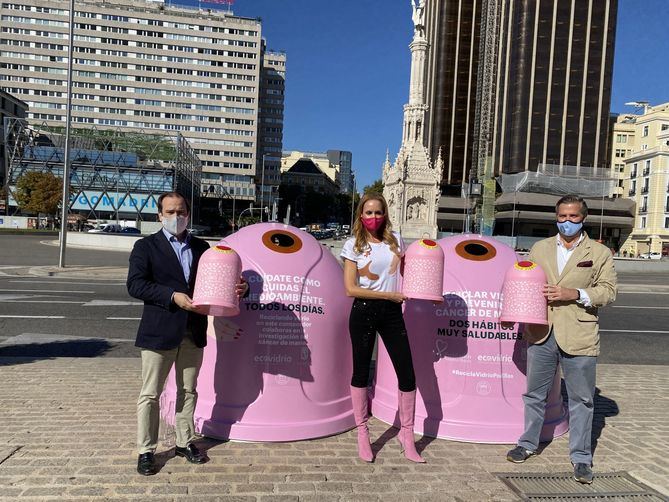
[609,113,636,198]
[420,0,630,244]
[0,0,285,210]
[425,0,618,186]
[327,149,354,194]
[618,103,669,257]
[254,48,285,211]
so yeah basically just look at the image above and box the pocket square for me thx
[577,260,593,267]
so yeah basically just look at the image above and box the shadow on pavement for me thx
[0,339,113,365]
[592,387,619,454]
[560,383,619,456]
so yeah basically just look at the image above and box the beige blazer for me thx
[523,233,617,356]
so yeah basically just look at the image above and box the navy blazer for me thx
[127,231,211,350]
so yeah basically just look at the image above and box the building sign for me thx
[70,191,158,214]
[7,187,158,215]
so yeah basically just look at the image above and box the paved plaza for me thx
[1,256,668,500]
[1,355,668,501]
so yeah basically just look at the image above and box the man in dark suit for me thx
[127,191,247,476]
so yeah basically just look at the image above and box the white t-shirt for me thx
[340,232,405,293]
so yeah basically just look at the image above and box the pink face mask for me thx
[361,216,385,232]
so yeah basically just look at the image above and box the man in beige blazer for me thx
[506,195,617,484]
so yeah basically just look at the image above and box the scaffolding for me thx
[3,118,201,221]
[498,163,617,197]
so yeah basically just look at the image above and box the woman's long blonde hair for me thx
[352,193,400,255]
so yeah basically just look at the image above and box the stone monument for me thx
[383,0,443,240]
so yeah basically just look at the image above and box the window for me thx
[662,124,669,131]
[665,217,669,229]
[640,216,647,229]
[615,133,627,143]
[643,125,649,137]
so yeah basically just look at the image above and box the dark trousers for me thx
[349,298,416,392]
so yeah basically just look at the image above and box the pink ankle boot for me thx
[350,386,374,462]
[397,390,426,463]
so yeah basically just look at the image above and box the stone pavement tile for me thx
[285,473,326,482]
[234,482,275,493]
[188,483,233,495]
[274,482,316,493]
[0,359,668,501]
[297,495,340,502]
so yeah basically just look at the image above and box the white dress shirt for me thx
[556,233,591,306]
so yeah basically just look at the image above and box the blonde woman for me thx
[340,193,424,463]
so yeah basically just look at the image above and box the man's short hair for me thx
[555,195,588,218]
[157,191,190,214]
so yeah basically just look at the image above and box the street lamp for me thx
[237,204,260,230]
[350,179,356,232]
[58,0,76,268]
[260,153,266,222]
[230,181,236,231]
[269,185,279,221]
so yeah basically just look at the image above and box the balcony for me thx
[630,171,637,178]
[638,207,648,214]
[628,189,636,196]
[643,168,650,176]
[641,186,649,194]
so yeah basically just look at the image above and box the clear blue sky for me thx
[610,0,669,115]
[177,0,667,191]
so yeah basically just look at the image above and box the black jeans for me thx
[349,298,416,392]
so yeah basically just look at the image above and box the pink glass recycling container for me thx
[402,239,445,302]
[161,223,354,441]
[500,260,548,325]
[371,234,568,443]
[191,244,242,317]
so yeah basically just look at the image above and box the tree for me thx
[363,179,384,195]
[15,172,64,225]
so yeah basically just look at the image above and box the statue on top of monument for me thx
[411,0,426,36]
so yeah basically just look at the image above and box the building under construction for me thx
[4,118,201,223]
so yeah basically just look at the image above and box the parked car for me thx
[88,224,123,233]
[639,251,662,260]
[189,225,210,236]
[120,227,141,234]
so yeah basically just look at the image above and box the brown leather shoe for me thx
[137,452,156,476]
[175,443,208,464]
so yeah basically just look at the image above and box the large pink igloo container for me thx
[162,223,354,441]
[500,260,548,325]
[192,244,242,317]
[402,239,445,302]
[371,234,568,443]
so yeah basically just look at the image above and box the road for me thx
[0,233,131,268]
[0,234,667,364]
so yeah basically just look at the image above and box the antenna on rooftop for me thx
[624,101,650,114]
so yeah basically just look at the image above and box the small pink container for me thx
[402,239,444,302]
[500,260,548,325]
[192,244,242,317]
